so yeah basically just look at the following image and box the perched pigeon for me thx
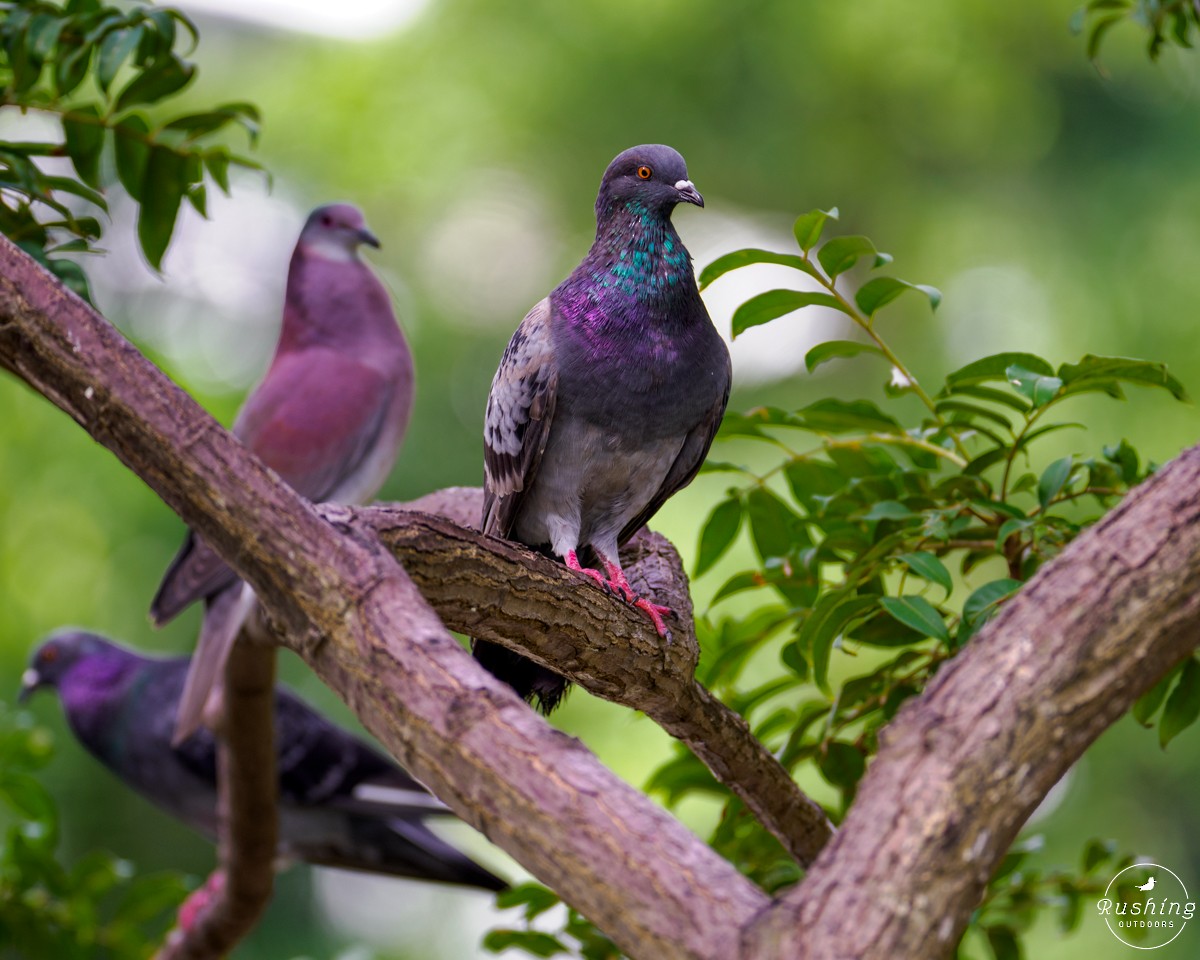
[19,630,505,891]
[150,203,414,744]
[474,145,731,713]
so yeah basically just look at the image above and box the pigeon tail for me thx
[472,640,568,716]
[173,583,256,745]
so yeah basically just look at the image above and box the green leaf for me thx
[165,102,261,143]
[933,399,1014,431]
[1104,439,1140,484]
[1132,667,1176,726]
[746,487,803,561]
[854,276,943,316]
[116,54,195,112]
[817,235,876,278]
[698,248,817,290]
[137,145,187,270]
[879,595,949,642]
[897,552,953,594]
[804,339,884,372]
[97,26,143,91]
[818,741,866,796]
[695,496,743,576]
[204,147,232,194]
[495,883,560,920]
[1159,657,1200,748]
[1058,354,1189,402]
[1006,364,1062,407]
[55,41,92,96]
[941,382,1032,412]
[795,398,902,435]
[62,106,105,189]
[799,594,878,691]
[114,113,151,200]
[731,289,845,337]
[862,500,918,521]
[1082,838,1118,873]
[945,353,1055,389]
[793,206,838,252]
[962,578,1023,630]
[1037,457,1074,507]
[483,930,568,958]
[985,925,1021,960]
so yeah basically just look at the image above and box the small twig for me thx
[155,642,277,960]
[362,493,835,866]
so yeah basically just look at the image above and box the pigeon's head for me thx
[19,630,113,703]
[595,144,703,223]
[299,203,381,260]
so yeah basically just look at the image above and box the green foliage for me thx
[958,835,1143,958]
[1074,0,1200,60]
[0,701,188,959]
[0,0,262,292]
[483,884,620,960]
[643,210,1192,959]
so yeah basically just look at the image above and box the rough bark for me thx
[0,236,767,960]
[4,234,1200,960]
[156,644,278,960]
[741,445,1200,959]
[362,497,834,865]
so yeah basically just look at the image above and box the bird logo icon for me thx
[1138,876,1156,891]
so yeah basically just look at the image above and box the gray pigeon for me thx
[150,203,415,745]
[20,630,505,891]
[474,145,731,713]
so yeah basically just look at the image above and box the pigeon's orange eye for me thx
[636,165,652,180]
[40,645,59,664]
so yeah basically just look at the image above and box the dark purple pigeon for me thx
[149,203,415,744]
[20,630,505,891]
[474,145,731,713]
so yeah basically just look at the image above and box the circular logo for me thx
[1096,862,1195,950]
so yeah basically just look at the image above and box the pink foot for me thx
[565,550,611,592]
[178,870,225,931]
[598,556,673,640]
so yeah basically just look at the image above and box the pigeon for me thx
[150,203,414,744]
[474,144,731,714]
[19,630,506,891]
[1138,877,1156,891]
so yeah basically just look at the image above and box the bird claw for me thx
[632,597,674,641]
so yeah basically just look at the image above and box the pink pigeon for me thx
[150,203,414,744]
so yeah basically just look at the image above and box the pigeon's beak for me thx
[357,228,381,249]
[17,667,41,705]
[674,179,704,208]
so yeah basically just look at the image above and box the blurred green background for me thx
[3,0,1200,956]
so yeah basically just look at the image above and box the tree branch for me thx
[6,232,1200,960]
[0,236,767,960]
[357,495,834,865]
[741,445,1200,959]
[156,643,278,960]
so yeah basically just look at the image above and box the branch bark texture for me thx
[4,234,1200,960]
[743,445,1200,959]
[157,643,278,960]
[367,493,833,864]
[0,237,766,960]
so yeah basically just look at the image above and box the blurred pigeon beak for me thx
[18,668,40,704]
[674,179,704,207]
[358,228,381,249]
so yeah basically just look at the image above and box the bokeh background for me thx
[3,0,1200,956]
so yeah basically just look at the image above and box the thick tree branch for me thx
[358,496,834,865]
[157,644,278,960]
[7,233,1200,960]
[0,236,767,960]
[742,445,1200,959]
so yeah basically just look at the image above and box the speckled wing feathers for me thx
[482,298,559,537]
